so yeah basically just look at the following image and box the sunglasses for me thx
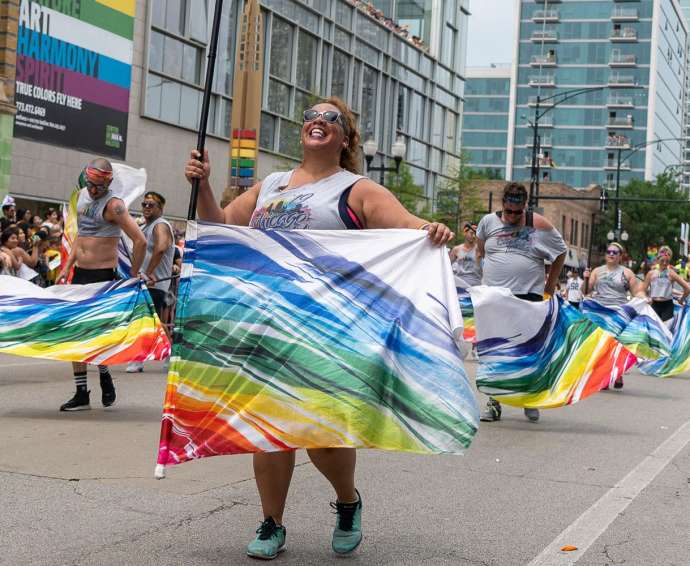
[606,249,621,256]
[503,208,524,216]
[86,181,107,191]
[303,109,344,127]
[141,201,159,209]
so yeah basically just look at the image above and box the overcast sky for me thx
[466,0,516,67]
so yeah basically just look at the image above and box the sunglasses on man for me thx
[141,201,160,209]
[86,180,108,191]
[503,207,524,217]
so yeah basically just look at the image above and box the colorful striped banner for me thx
[156,223,479,473]
[471,287,635,409]
[0,277,169,364]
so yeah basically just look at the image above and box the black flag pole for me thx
[187,0,225,221]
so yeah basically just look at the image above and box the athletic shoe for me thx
[524,408,540,422]
[246,517,286,560]
[331,489,363,554]
[126,362,144,373]
[60,390,91,411]
[613,376,624,389]
[480,398,502,422]
[100,374,116,407]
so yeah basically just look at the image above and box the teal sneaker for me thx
[246,517,286,560]
[331,490,362,554]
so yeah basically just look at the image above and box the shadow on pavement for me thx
[0,405,162,423]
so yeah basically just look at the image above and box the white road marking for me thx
[528,419,690,566]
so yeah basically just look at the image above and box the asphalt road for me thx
[1,354,688,566]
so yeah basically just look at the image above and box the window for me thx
[270,18,293,82]
[268,79,290,116]
[146,0,235,135]
[296,30,318,92]
[331,50,349,100]
[361,65,378,139]
[397,85,409,131]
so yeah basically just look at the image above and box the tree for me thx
[384,162,430,216]
[593,174,690,266]
[434,151,489,236]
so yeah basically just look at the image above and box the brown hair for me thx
[502,182,528,203]
[314,96,362,174]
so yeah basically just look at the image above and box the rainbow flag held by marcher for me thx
[581,298,671,362]
[156,223,479,476]
[636,303,690,377]
[0,276,170,364]
[457,288,476,343]
[471,287,635,409]
[582,298,690,377]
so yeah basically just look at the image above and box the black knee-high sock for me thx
[74,371,87,392]
[98,365,111,380]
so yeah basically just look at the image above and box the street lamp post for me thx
[526,86,608,210]
[363,137,407,185]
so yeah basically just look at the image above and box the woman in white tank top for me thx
[185,97,454,559]
[639,246,690,324]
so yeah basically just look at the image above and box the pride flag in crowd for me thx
[0,276,170,364]
[156,223,479,475]
[471,287,634,409]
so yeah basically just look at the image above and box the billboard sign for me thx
[14,0,134,159]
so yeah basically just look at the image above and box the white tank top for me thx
[650,268,674,300]
[249,169,365,230]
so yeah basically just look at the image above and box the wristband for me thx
[543,292,553,300]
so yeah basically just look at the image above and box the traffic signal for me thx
[599,188,608,212]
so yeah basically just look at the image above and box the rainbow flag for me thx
[156,223,479,475]
[0,276,170,364]
[581,298,671,361]
[471,287,635,409]
[581,299,690,377]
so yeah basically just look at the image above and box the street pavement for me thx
[1,353,689,566]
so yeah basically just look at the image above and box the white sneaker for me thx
[126,361,144,373]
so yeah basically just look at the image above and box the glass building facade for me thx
[510,0,688,189]
[679,0,690,189]
[461,66,512,178]
[143,0,470,205]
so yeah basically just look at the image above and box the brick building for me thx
[473,180,601,271]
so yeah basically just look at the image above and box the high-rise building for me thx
[461,65,512,179]
[8,0,470,217]
[678,0,690,189]
[509,0,688,189]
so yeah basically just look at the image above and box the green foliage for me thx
[433,152,489,238]
[594,174,690,265]
[384,162,430,216]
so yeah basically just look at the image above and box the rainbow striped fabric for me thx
[581,298,690,378]
[156,223,479,473]
[471,287,634,409]
[457,288,476,343]
[0,276,170,364]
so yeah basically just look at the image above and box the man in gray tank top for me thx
[476,182,567,423]
[57,158,147,412]
[127,192,175,373]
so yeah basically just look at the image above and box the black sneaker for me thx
[60,390,91,411]
[100,374,116,407]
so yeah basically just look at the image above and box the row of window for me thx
[143,0,467,206]
[562,215,590,251]
[520,21,653,40]
[521,2,653,20]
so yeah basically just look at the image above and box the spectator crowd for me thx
[0,195,65,286]
[346,0,429,52]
